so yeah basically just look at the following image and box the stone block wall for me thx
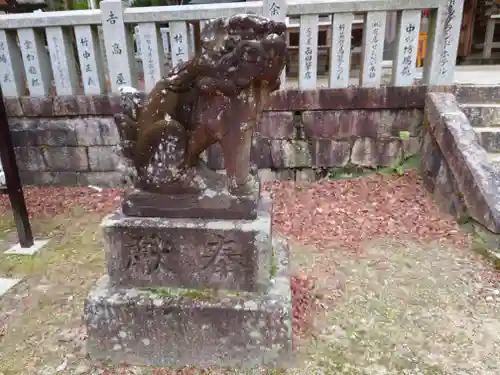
[9,116,126,187]
[208,86,426,182]
[207,108,422,182]
[4,86,427,187]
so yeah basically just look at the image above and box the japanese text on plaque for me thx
[400,23,416,77]
[0,41,11,84]
[368,21,380,79]
[439,0,456,77]
[79,36,96,87]
[304,27,313,80]
[336,24,347,81]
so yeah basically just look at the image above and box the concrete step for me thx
[461,103,500,127]
[475,127,500,153]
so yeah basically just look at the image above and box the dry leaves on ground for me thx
[0,186,125,218]
[266,170,471,251]
[291,275,315,337]
[0,171,470,253]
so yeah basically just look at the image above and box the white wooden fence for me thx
[0,0,464,97]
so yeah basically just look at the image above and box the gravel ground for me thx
[291,239,500,375]
[0,170,499,374]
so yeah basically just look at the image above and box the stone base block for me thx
[4,239,50,255]
[122,172,261,220]
[85,236,292,369]
[102,195,272,292]
[122,188,260,220]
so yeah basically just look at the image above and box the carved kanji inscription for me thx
[123,233,176,276]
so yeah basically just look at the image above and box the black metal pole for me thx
[0,85,34,248]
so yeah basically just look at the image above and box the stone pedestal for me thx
[90,12,292,368]
[102,197,273,292]
[84,192,293,369]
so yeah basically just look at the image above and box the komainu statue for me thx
[115,14,287,218]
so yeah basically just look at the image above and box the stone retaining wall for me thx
[5,86,427,187]
[422,91,500,234]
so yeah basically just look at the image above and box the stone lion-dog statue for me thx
[115,14,287,196]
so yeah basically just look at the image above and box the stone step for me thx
[461,103,500,128]
[487,152,500,170]
[452,85,500,104]
[475,127,500,153]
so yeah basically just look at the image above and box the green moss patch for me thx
[327,154,421,181]
[271,247,278,278]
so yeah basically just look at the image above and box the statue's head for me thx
[196,14,288,93]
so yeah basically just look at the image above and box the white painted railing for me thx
[0,0,463,97]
